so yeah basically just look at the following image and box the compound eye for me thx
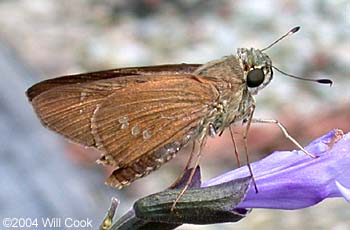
[246,68,265,88]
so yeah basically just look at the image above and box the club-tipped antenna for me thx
[261,26,301,52]
[272,65,333,86]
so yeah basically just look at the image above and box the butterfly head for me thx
[237,47,273,95]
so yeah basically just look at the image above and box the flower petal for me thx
[335,180,350,202]
[203,129,350,210]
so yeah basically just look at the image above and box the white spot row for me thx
[118,116,152,140]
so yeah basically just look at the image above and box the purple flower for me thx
[203,129,350,210]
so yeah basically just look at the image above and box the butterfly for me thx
[27,26,330,191]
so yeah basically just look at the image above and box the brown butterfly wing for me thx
[29,73,219,188]
[26,64,200,101]
[91,75,219,188]
[28,64,200,147]
[30,78,126,146]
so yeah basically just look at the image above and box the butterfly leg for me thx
[250,118,317,158]
[229,126,241,167]
[242,104,258,193]
[171,138,206,211]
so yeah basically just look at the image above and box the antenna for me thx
[272,65,333,86]
[261,26,300,52]
[262,26,333,86]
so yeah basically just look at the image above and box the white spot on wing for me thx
[143,129,152,140]
[131,125,141,136]
[80,92,87,101]
[118,116,129,129]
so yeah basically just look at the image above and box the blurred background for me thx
[0,0,349,229]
